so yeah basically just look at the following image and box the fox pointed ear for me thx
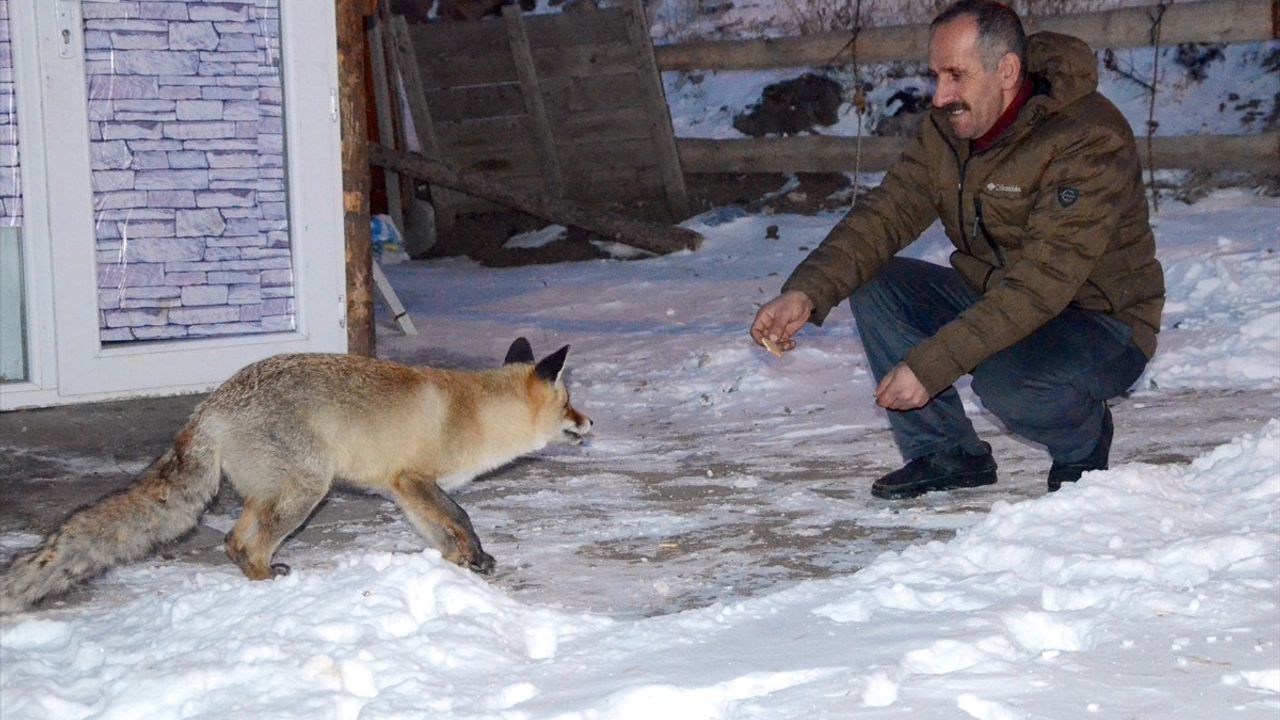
[534,345,570,383]
[504,337,534,365]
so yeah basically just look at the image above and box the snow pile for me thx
[3,423,1276,718]
[0,552,611,718]
[1142,191,1280,390]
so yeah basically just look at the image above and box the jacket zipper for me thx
[935,116,975,257]
[955,154,973,257]
[973,198,1006,267]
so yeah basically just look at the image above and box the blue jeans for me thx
[849,257,1149,464]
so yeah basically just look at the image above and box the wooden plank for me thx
[367,18,405,237]
[678,136,908,173]
[450,189,540,213]
[531,41,641,80]
[443,167,667,212]
[425,84,525,122]
[407,10,631,55]
[438,153,665,202]
[522,7,630,49]
[452,186,672,228]
[409,23,519,89]
[653,0,1277,71]
[655,24,923,72]
[450,146,543,176]
[444,133,540,156]
[550,106,653,144]
[1022,0,1277,48]
[372,260,417,336]
[622,0,689,220]
[389,18,441,158]
[435,115,536,148]
[425,78,650,124]
[413,15,639,85]
[381,10,435,255]
[539,74,649,113]
[418,53,520,89]
[504,5,565,198]
[389,15,458,243]
[407,20,508,62]
[675,132,1280,174]
[557,138,660,173]
[369,144,704,254]
[562,167,666,202]
[1143,131,1280,173]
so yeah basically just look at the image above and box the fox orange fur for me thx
[0,338,590,613]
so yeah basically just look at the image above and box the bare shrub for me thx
[782,0,862,36]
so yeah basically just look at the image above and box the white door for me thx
[1,0,347,410]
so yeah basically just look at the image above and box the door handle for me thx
[55,0,80,59]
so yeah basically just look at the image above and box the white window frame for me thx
[1,0,347,410]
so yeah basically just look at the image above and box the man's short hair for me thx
[931,0,1027,74]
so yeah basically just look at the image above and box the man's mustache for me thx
[939,101,969,114]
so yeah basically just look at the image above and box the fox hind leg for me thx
[224,482,327,580]
[389,472,494,574]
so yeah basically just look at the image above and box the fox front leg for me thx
[389,472,495,574]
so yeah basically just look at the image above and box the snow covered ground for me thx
[2,189,1278,718]
[3,3,1279,717]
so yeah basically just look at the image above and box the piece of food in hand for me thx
[761,336,784,357]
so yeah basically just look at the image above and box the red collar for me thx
[972,78,1032,153]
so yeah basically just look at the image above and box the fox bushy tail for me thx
[0,426,221,613]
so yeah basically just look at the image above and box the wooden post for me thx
[622,0,689,221]
[503,5,565,198]
[338,0,375,357]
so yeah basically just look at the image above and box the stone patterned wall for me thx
[86,0,295,342]
[0,0,20,227]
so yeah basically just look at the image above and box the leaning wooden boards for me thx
[397,0,689,230]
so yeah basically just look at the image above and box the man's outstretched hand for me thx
[875,362,929,410]
[753,294,930,410]
[750,291,814,355]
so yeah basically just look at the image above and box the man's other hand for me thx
[750,291,814,354]
[875,362,930,410]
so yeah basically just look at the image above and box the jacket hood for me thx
[1025,31,1098,108]
[926,31,1098,144]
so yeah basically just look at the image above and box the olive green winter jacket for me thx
[782,32,1165,397]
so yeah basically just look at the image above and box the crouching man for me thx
[750,0,1163,498]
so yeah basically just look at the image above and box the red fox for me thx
[0,338,591,613]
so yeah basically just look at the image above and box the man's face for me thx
[928,16,1007,140]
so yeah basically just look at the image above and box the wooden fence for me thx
[656,0,1280,175]
[654,0,1275,70]
[677,134,1279,174]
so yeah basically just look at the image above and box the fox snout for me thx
[564,406,593,443]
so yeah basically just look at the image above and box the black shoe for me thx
[871,443,998,499]
[1047,405,1113,492]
